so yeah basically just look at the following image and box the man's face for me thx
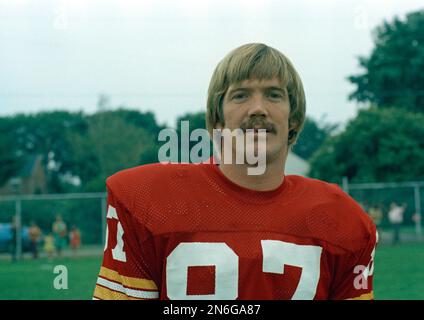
[218,77,291,163]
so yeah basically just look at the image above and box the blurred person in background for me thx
[52,214,67,258]
[69,225,81,258]
[388,202,407,245]
[43,232,55,261]
[28,221,42,259]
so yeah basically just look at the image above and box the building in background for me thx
[285,152,310,176]
[0,154,47,195]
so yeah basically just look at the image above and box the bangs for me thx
[223,45,293,89]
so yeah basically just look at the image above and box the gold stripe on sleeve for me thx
[99,266,158,290]
[94,284,143,300]
[346,291,374,300]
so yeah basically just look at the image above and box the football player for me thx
[93,43,377,300]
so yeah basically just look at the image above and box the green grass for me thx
[374,242,424,300]
[0,256,102,300]
[0,242,423,300]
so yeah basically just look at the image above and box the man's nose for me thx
[247,95,268,118]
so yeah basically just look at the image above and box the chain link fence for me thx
[1,179,423,259]
[0,193,107,260]
[342,178,423,244]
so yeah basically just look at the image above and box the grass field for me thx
[0,243,423,300]
[0,255,102,300]
[374,242,424,299]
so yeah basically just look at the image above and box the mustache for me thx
[239,117,277,134]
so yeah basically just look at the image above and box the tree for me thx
[292,117,337,160]
[0,118,24,185]
[1,111,87,193]
[111,109,165,165]
[175,111,211,162]
[0,108,163,193]
[348,10,424,113]
[68,110,160,191]
[308,107,424,183]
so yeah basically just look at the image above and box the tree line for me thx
[0,108,335,193]
[310,10,424,183]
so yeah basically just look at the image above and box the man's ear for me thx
[288,122,298,144]
[288,129,297,142]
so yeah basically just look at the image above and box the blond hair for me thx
[206,43,306,146]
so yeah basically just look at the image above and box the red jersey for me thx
[94,162,377,300]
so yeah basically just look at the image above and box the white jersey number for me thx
[104,205,127,262]
[166,243,239,300]
[166,241,322,300]
[261,240,322,299]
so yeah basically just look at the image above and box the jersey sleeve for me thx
[329,220,378,300]
[93,187,160,300]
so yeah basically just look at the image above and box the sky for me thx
[0,0,423,128]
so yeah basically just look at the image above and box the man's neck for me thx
[218,153,286,191]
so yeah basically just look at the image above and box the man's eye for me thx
[231,93,247,101]
[268,92,283,100]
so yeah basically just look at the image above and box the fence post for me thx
[15,199,22,260]
[414,185,422,239]
[342,176,349,194]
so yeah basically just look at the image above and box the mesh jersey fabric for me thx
[94,161,377,300]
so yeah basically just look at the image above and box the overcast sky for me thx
[0,0,423,128]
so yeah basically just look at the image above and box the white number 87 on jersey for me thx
[104,205,324,300]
